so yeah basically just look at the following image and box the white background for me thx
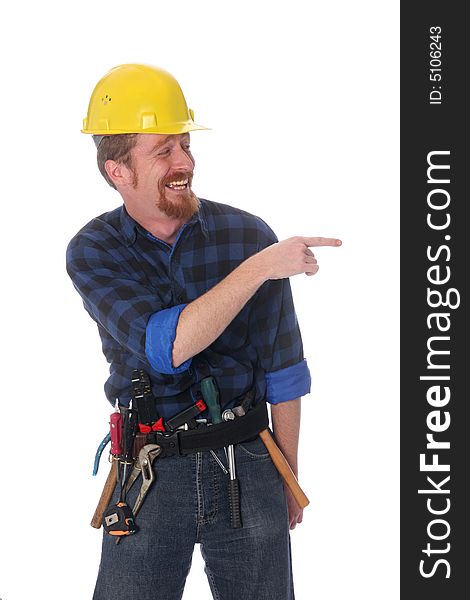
[0,1,399,598]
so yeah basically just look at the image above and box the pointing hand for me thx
[254,236,342,280]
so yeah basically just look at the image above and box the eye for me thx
[157,148,170,157]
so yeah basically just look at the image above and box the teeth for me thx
[167,179,188,187]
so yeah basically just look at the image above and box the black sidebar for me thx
[401,3,469,599]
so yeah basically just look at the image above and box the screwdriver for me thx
[118,404,138,503]
[200,377,222,424]
[201,378,241,527]
[223,409,242,528]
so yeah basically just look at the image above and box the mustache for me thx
[161,171,194,187]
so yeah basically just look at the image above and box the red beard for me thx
[157,172,199,219]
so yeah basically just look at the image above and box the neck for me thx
[125,205,187,245]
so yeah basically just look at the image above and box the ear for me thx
[104,159,134,188]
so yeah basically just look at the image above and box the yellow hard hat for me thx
[82,63,208,135]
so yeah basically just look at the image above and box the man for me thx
[67,64,341,600]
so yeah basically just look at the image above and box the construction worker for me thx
[66,64,341,600]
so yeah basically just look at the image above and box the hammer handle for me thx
[90,462,118,529]
[259,429,310,509]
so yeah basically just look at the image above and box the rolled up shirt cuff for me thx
[265,359,311,404]
[145,304,192,374]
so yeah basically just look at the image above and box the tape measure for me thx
[103,502,137,536]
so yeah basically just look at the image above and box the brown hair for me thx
[96,134,139,189]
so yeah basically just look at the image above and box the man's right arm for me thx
[172,236,340,368]
[67,233,340,374]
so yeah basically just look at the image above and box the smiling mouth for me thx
[165,178,189,191]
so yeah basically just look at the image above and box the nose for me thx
[171,141,194,172]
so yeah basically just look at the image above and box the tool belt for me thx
[93,372,310,537]
[94,373,269,536]
[145,400,269,457]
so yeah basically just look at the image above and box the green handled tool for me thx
[201,376,242,528]
[201,377,222,424]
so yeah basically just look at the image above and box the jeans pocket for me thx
[237,435,270,460]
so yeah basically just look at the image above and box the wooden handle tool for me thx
[259,429,310,509]
[91,462,118,529]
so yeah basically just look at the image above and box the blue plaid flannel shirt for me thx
[66,198,311,419]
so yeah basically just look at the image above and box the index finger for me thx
[303,237,342,247]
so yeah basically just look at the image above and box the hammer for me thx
[259,429,310,509]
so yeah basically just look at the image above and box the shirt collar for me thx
[120,205,138,246]
[119,201,209,247]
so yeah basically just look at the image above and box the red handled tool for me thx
[102,402,139,537]
[110,401,123,457]
[131,369,165,433]
[165,398,207,430]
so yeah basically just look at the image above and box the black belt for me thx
[146,401,269,457]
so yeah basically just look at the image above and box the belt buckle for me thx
[158,428,184,457]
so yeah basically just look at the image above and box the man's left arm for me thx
[246,226,311,528]
[271,398,303,530]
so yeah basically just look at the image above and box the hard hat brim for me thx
[81,121,209,135]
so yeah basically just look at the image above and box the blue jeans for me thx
[93,435,295,600]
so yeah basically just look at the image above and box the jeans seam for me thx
[196,452,204,524]
[205,564,222,600]
[237,441,270,460]
[201,451,220,524]
[208,451,219,523]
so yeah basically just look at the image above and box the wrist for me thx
[243,252,271,284]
